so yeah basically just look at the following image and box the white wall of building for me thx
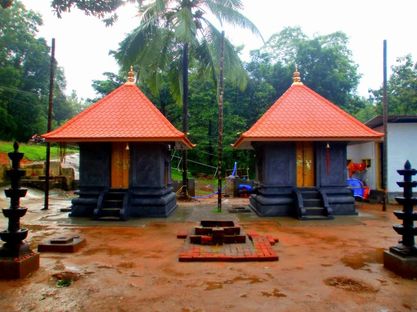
[347,142,377,189]
[387,123,417,193]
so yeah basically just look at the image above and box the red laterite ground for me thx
[0,189,416,312]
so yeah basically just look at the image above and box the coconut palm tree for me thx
[115,0,262,197]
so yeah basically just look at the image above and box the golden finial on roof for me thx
[292,64,303,85]
[126,65,135,84]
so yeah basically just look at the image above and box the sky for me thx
[22,0,417,100]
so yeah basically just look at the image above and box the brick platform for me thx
[178,223,279,262]
[0,252,40,279]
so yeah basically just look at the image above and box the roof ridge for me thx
[42,82,194,148]
[44,84,127,137]
[301,84,383,136]
[131,86,184,136]
[243,86,294,136]
[233,82,383,148]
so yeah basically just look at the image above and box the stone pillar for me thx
[0,142,40,279]
[383,160,417,278]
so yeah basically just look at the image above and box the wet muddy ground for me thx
[0,189,416,312]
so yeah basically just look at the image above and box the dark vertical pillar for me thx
[382,39,389,211]
[43,38,56,210]
[181,42,189,198]
[217,31,225,212]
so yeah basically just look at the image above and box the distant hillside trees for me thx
[0,1,82,141]
[369,54,417,115]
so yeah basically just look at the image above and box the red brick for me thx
[176,231,188,239]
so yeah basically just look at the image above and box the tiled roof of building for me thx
[233,70,383,149]
[42,74,194,149]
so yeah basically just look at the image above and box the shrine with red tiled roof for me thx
[233,68,383,219]
[42,67,194,219]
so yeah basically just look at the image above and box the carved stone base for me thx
[383,250,417,279]
[0,252,40,279]
[38,235,86,253]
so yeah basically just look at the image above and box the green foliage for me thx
[56,279,72,288]
[369,54,417,115]
[0,1,84,141]
[89,72,125,104]
[95,27,368,178]
[0,141,78,161]
[114,0,261,104]
[51,0,130,26]
[258,27,363,113]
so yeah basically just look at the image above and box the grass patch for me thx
[0,141,78,161]
[211,207,223,213]
[56,279,73,288]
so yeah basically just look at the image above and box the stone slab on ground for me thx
[383,250,417,279]
[38,235,86,253]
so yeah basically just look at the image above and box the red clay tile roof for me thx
[233,83,383,149]
[42,82,194,149]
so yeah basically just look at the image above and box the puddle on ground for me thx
[21,224,49,232]
[117,262,135,269]
[324,276,378,293]
[204,281,223,290]
[203,274,266,291]
[224,275,266,285]
[261,288,287,298]
[341,248,384,269]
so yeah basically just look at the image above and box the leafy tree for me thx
[66,90,88,115]
[258,27,362,113]
[0,0,13,9]
[370,54,417,115]
[113,0,261,195]
[0,1,78,141]
[51,0,133,25]
[90,72,125,99]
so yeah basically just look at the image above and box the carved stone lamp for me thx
[0,142,39,279]
[383,160,417,278]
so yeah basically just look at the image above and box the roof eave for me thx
[233,135,384,149]
[43,136,196,149]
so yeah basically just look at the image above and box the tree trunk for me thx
[217,32,225,212]
[181,42,189,198]
[208,120,213,166]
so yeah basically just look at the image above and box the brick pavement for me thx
[178,229,279,262]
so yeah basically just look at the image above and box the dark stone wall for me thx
[72,142,176,218]
[129,143,176,217]
[79,143,111,189]
[316,142,347,187]
[131,143,165,189]
[256,142,296,186]
[250,141,354,217]
[251,143,296,216]
[71,143,111,217]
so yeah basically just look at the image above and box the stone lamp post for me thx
[383,160,417,278]
[0,142,39,279]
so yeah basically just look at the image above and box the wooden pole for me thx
[181,42,189,198]
[217,31,225,212]
[43,38,55,210]
[382,39,388,211]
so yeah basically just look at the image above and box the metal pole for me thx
[382,39,388,211]
[43,38,55,210]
